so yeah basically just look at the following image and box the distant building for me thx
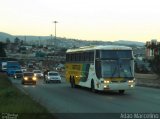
[145,39,160,60]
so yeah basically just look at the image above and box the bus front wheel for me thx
[119,90,125,94]
[91,80,96,93]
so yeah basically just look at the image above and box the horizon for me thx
[0,31,146,43]
[1,0,160,42]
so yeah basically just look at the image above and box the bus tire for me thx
[119,90,125,94]
[70,76,72,87]
[70,77,76,88]
[70,77,74,88]
[91,80,96,93]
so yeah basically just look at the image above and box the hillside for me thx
[114,40,145,46]
[0,32,145,48]
[0,32,15,41]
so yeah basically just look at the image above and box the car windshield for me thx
[8,66,18,69]
[101,60,133,78]
[16,71,22,73]
[49,73,59,76]
[34,71,41,73]
[24,73,33,76]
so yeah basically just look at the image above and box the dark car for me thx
[22,72,37,85]
[13,70,23,79]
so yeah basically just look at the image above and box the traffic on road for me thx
[9,75,160,119]
[1,45,160,119]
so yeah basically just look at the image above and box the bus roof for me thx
[66,45,132,53]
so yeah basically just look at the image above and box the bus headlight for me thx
[104,85,109,89]
[104,80,110,84]
[130,85,134,88]
[24,77,28,80]
[32,77,37,81]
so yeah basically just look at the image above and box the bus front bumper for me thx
[100,82,135,91]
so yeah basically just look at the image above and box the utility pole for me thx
[53,21,58,40]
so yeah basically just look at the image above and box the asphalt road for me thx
[10,77,160,119]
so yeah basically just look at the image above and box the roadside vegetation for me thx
[0,73,55,119]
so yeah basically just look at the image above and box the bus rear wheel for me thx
[70,77,76,88]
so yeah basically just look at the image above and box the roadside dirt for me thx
[135,73,160,88]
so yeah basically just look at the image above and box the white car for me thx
[45,71,61,83]
[33,70,43,78]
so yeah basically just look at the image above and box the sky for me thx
[0,0,160,42]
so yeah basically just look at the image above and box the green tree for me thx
[14,37,20,44]
[0,42,6,57]
[6,38,11,44]
[20,40,24,45]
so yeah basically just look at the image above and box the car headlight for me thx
[24,77,28,80]
[104,80,110,84]
[32,77,37,81]
[128,80,134,83]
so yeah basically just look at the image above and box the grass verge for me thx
[0,73,56,119]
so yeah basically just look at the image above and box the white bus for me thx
[65,45,135,94]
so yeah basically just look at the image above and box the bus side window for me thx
[71,54,74,62]
[80,53,82,61]
[83,53,86,61]
[85,52,89,61]
[95,60,101,78]
[77,53,80,61]
[96,50,100,59]
[66,54,69,61]
[73,54,76,62]
[75,53,77,61]
[69,54,72,62]
[76,53,79,61]
[89,52,94,61]
[82,53,85,61]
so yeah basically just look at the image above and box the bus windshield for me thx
[100,50,132,59]
[119,60,133,78]
[101,60,119,78]
[101,60,134,78]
